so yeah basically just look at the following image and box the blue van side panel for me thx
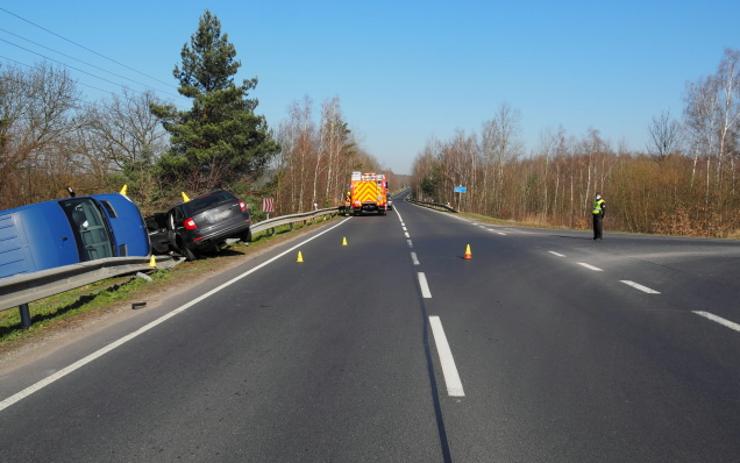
[0,213,34,277]
[0,201,79,278]
[0,192,149,279]
[94,193,150,257]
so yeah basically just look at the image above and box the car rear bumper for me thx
[190,221,251,248]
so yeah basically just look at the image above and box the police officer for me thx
[592,193,606,240]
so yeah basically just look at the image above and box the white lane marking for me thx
[0,217,353,414]
[428,316,465,397]
[402,226,407,231]
[620,280,661,294]
[693,311,740,333]
[496,231,507,236]
[410,252,420,266]
[577,262,603,272]
[407,239,413,248]
[548,251,566,257]
[417,272,432,298]
[394,206,405,224]
[404,231,411,238]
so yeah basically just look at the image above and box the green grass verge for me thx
[0,217,337,347]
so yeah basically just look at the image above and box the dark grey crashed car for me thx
[156,190,252,260]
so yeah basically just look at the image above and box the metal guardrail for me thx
[0,256,176,314]
[251,207,340,235]
[0,207,341,328]
[406,198,458,213]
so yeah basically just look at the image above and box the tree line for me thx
[0,10,396,220]
[411,49,740,237]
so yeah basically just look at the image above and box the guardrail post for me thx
[19,303,31,329]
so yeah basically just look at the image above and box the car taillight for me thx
[183,218,197,230]
[239,200,246,212]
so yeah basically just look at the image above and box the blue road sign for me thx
[454,185,467,193]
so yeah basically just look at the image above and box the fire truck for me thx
[348,171,388,215]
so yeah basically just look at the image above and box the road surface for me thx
[1,197,740,461]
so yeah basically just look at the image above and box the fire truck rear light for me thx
[183,218,197,230]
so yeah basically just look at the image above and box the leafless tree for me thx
[648,110,682,159]
[82,90,167,171]
[0,64,79,207]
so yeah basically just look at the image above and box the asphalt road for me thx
[1,197,740,462]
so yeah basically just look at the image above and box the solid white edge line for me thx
[620,280,660,294]
[548,251,566,257]
[410,252,420,266]
[407,239,413,248]
[417,272,432,298]
[428,316,465,397]
[692,311,740,333]
[577,262,603,272]
[496,231,507,236]
[404,231,411,238]
[0,217,353,414]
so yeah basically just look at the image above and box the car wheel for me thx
[177,238,198,261]
[240,229,252,244]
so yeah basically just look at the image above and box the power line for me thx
[0,37,180,99]
[0,54,117,96]
[0,6,175,89]
[0,27,176,97]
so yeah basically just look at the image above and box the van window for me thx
[60,198,114,261]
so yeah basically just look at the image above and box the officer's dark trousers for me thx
[593,214,603,239]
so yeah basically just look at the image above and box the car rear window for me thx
[183,191,235,215]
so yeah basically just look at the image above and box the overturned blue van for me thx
[0,193,150,279]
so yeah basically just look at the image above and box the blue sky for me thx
[1,1,738,174]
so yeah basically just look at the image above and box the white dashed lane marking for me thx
[620,280,660,294]
[410,252,420,266]
[577,262,603,272]
[417,272,432,298]
[693,311,740,333]
[548,251,566,257]
[428,316,465,397]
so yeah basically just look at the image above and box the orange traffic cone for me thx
[463,244,472,260]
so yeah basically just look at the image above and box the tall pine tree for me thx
[151,10,278,191]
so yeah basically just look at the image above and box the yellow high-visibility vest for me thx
[592,198,605,215]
